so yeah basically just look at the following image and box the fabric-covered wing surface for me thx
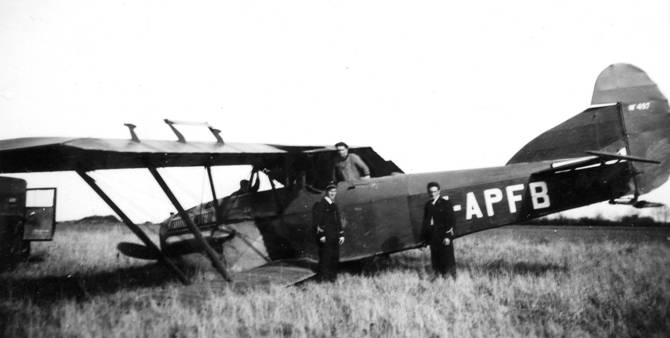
[0,138,402,176]
[0,137,297,172]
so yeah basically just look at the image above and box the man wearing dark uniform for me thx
[422,182,457,279]
[312,183,345,282]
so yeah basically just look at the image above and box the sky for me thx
[1,0,669,222]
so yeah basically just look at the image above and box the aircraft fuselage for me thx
[161,159,633,268]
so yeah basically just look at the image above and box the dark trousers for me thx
[318,243,340,282]
[430,240,456,278]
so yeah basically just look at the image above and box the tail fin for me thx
[592,64,668,105]
[508,63,670,194]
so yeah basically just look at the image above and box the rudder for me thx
[596,64,670,194]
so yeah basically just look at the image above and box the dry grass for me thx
[1,224,669,337]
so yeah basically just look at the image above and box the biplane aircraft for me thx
[0,63,668,287]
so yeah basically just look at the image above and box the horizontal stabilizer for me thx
[117,242,160,260]
[609,198,665,209]
[632,200,665,209]
[585,150,660,164]
[535,150,660,176]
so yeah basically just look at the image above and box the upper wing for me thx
[0,137,402,176]
[0,137,296,172]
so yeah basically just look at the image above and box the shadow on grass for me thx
[0,253,47,272]
[338,251,429,276]
[339,250,568,278]
[3,253,568,303]
[466,258,568,276]
[0,263,192,303]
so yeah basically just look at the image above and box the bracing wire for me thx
[159,168,202,203]
[89,171,163,235]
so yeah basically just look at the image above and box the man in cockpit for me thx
[231,178,259,196]
[332,142,371,182]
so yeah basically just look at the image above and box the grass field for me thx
[1,223,669,337]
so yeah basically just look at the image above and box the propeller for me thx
[117,242,160,260]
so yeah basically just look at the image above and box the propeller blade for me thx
[117,242,160,260]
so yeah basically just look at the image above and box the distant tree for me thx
[652,205,670,225]
[522,213,668,227]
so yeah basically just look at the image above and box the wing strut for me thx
[76,170,190,285]
[206,166,221,223]
[148,167,232,282]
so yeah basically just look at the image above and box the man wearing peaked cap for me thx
[422,181,457,279]
[312,183,344,281]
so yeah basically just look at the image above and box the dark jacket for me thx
[312,198,344,245]
[422,197,456,244]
